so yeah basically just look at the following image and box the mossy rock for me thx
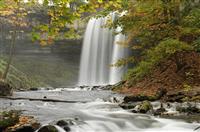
[38,125,58,132]
[138,101,153,113]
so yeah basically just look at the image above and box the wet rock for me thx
[56,119,73,126]
[154,104,166,116]
[109,96,121,103]
[56,120,69,126]
[176,106,200,114]
[101,85,112,90]
[119,103,136,109]
[0,80,13,96]
[63,126,71,132]
[124,95,150,102]
[79,86,88,89]
[124,95,157,102]
[137,101,153,113]
[38,125,58,132]
[123,89,166,103]
[194,126,200,131]
[55,119,76,131]
[92,86,101,89]
[29,87,38,91]
[164,87,200,102]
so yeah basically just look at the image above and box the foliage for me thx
[125,39,192,81]
[114,0,200,82]
[0,110,20,130]
[1,0,200,85]
[30,0,129,44]
[0,58,44,89]
[0,0,29,80]
[193,37,200,52]
[181,8,200,52]
[183,83,192,92]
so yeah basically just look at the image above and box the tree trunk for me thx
[2,31,16,80]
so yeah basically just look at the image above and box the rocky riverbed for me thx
[0,87,200,132]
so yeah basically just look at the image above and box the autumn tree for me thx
[0,0,28,80]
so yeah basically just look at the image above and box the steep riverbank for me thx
[116,51,200,102]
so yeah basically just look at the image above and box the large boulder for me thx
[38,125,58,132]
[0,80,13,96]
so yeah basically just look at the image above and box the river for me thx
[0,88,199,132]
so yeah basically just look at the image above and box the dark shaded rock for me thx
[63,126,71,132]
[56,120,69,127]
[164,87,200,102]
[0,80,13,96]
[29,87,38,91]
[38,125,58,132]
[101,85,112,90]
[119,103,136,109]
[55,119,74,129]
[13,126,34,132]
[131,110,138,113]
[124,95,150,102]
[176,106,200,114]
[109,96,120,103]
[123,89,166,103]
[137,101,153,113]
[194,126,200,131]
[154,104,166,116]
[92,86,101,89]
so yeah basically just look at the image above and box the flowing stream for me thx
[0,88,199,132]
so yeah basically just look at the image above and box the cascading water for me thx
[109,27,128,85]
[3,89,199,132]
[79,14,128,86]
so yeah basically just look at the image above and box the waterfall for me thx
[109,27,128,85]
[79,15,128,86]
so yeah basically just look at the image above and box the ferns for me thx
[0,58,43,89]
